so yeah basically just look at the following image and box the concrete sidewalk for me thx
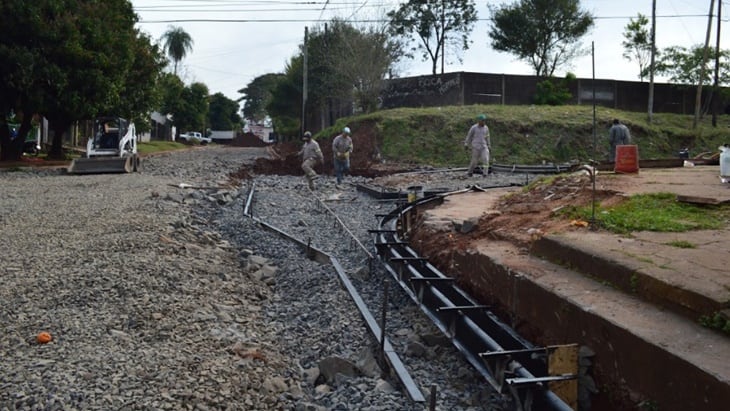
[534,166,730,321]
[417,166,730,410]
[534,228,730,321]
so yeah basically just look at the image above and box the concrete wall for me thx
[381,72,728,115]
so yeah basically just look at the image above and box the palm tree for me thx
[162,26,194,75]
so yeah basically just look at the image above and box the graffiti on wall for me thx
[381,73,462,108]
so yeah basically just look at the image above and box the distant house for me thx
[143,111,173,142]
[244,122,275,143]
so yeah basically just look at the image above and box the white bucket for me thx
[720,145,730,178]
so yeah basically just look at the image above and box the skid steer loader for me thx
[68,116,140,174]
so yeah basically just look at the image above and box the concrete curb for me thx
[532,233,725,321]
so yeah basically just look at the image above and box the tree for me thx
[173,82,209,134]
[152,75,211,138]
[0,0,163,161]
[488,0,594,78]
[208,93,241,131]
[534,73,576,105]
[239,73,285,122]
[0,1,45,160]
[158,73,185,119]
[622,14,652,82]
[388,0,477,75]
[343,24,400,112]
[265,18,401,135]
[162,26,194,75]
[266,57,304,137]
[308,19,402,114]
[654,45,730,86]
[42,0,140,159]
[121,31,168,132]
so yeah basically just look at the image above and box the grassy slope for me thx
[317,104,730,166]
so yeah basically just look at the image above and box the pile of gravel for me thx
[0,146,531,410]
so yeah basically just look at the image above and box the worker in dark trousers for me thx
[332,126,353,187]
[608,119,631,162]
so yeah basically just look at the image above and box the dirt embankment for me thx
[246,121,410,178]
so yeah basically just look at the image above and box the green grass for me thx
[665,240,697,249]
[137,141,187,154]
[522,174,561,192]
[699,312,730,336]
[561,192,730,234]
[335,105,730,166]
[630,273,639,293]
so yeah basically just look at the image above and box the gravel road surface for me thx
[1,146,528,411]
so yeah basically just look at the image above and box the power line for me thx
[138,14,719,24]
[139,18,384,23]
[318,0,331,21]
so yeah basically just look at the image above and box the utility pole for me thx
[712,0,722,127]
[693,0,715,129]
[647,0,656,124]
[302,26,308,137]
[441,0,445,74]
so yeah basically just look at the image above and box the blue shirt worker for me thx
[464,114,491,176]
[608,119,632,162]
[332,126,353,186]
[299,131,324,190]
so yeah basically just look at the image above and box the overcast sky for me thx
[130,0,726,104]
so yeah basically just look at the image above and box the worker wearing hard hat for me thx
[332,126,353,187]
[608,118,631,162]
[299,131,324,190]
[464,114,491,177]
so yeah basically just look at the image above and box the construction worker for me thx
[608,119,631,162]
[332,126,353,186]
[299,131,324,190]
[464,114,491,177]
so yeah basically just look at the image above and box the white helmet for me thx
[343,127,351,135]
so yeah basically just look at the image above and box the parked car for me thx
[179,131,211,145]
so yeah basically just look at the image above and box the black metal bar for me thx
[479,347,547,359]
[507,375,576,387]
[409,277,455,282]
[429,385,437,411]
[380,279,389,369]
[437,305,491,312]
[330,258,424,402]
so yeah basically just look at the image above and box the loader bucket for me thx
[67,156,138,174]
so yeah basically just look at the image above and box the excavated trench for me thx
[234,136,730,411]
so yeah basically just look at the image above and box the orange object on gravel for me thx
[36,332,52,344]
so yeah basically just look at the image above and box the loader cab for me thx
[93,117,128,150]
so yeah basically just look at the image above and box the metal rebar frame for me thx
[371,191,575,411]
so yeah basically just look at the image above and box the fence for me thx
[380,72,728,115]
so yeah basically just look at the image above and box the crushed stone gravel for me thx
[1,146,532,410]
